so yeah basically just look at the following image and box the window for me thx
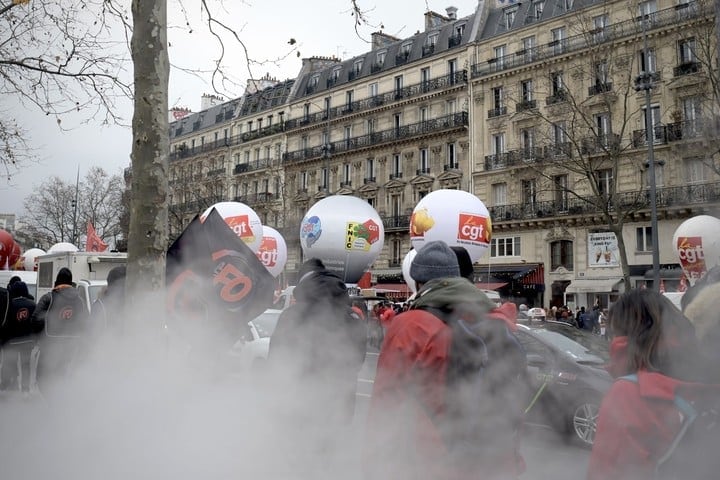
[254,148,260,161]
[323,97,331,117]
[551,71,564,95]
[492,86,504,112]
[595,112,611,142]
[550,240,574,271]
[447,142,457,168]
[636,226,653,252]
[419,148,429,172]
[685,157,710,184]
[366,158,375,179]
[682,96,702,136]
[638,0,657,23]
[394,113,402,136]
[639,48,657,74]
[554,174,569,211]
[244,151,250,163]
[368,82,378,97]
[645,161,664,188]
[310,74,319,87]
[522,36,536,61]
[493,45,506,69]
[401,42,412,56]
[642,104,662,143]
[492,133,505,156]
[504,7,517,29]
[551,27,566,54]
[679,38,696,64]
[332,67,341,81]
[521,79,533,102]
[301,136,308,150]
[520,127,535,156]
[492,183,507,205]
[367,118,376,134]
[530,0,544,21]
[448,58,458,78]
[353,59,363,75]
[390,194,402,217]
[391,239,402,265]
[491,237,521,257]
[302,104,310,120]
[421,67,431,91]
[595,60,609,85]
[377,51,386,65]
[596,168,614,196]
[394,75,404,98]
[392,153,402,177]
[446,99,457,114]
[420,106,429,122]
[264,145,271,160]
[343,163,351,183]
[522,179,537,207]
[320,167,328,189]
[553,122,567,146]
[345,90,354,110]
[559,0,573,11]
[592,14,608,42]
[344,125,352,147]
[455,24,465,38]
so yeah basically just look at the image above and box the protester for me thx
[90,265,127,335]
[682,265,720,363]
[31,267,89,389]
[365,240,527,480]
[588,288,719,480]
[0,281,40,394]
[267,258,367,473]
[450,245,474,282]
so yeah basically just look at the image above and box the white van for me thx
[0,270,38,299]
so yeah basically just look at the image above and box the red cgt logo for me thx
[457,213,491,244]
[677,236,707,280]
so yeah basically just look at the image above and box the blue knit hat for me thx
[410,241,460,283]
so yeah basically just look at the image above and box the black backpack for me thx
[621,374,720,480]
[45,289,89,338]
[419,303,528,463]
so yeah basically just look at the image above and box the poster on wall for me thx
[588,232,619,267]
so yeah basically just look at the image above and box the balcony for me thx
[444,163,460,171]
[546,90,568,105]
[488,106,507,118]
[395,51,411,65]
[206,168,225,177]
[416,167,431,176]
[232,159,271,174]
[448,34,462,49]
[470,2,707,79]
[489,181,720,223]
[370,62,383,74]
[515,99,537,113]
[363,176,376,184]
[283,112,468,163]
[169,136,239,161]
[422,44,435,57]
[633,120,705,147]
[240,123,285,142]
[389,172,403,180]
[588,82,613,96]
[580,134,621,154]
[674,61,701,77]
[339,180,352,187]
[382,214,411,231]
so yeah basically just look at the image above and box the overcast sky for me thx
[1,0,479,218]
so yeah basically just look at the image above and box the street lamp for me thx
[634,19,660,292]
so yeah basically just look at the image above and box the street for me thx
[355,350,590,479]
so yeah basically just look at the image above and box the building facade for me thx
[167,0,720,308]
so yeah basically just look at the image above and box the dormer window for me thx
[455,24,465,37]
[401,42,412,56]
[310,74,319,86]
[332,68,341,80]
[377,51,386,65]
[353,59,364,74]
[504,7,518,28]
[428,32,439,46]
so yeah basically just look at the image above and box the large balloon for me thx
[401,249,417,294]
[20,248,46,272]
[48,242,79,253]
[672,215,720,286]
[0,229,13,268]
[202,201,263,252]
[8,242,21,269]
[255,226,288,278]
[300,195,384,283]
[409,189,492,262]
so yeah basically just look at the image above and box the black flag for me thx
[166,209,275,345]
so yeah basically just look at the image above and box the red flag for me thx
[86,222,108,252]
[678,275,688,293]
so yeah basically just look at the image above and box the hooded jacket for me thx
[32,284,89,338]
[1,282,40,345]
[365,277,524,480]
[588,336,720,480]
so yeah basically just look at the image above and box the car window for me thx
[529,327,609,364]
[515,331,554,360]
[252,312,280,338]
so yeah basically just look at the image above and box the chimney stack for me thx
[446,6,458,20]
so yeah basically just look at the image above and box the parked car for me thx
[514,321,612,447]
[228,309,282,369]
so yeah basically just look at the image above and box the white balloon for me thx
[20,248,46,271]
[255,226,288,278]
[672,215,720,286]
[300,195,384,283]
[201,201,263,252]
[48,242,79,254]
[410,189,492,262]
[401,249,417,294]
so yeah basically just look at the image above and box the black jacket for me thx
[32,285,89,338]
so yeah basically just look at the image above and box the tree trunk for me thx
[611,223,632,292]
[128,0,169,300]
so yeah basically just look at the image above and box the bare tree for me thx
[21,167,125,247]
[0,0,131,180]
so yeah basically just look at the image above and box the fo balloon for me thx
[300,195,384,284]
[256,226,288,278]
[202,201,263,252]
[672,215,720,286]
[0,229,13,268]
[48,242,79,254]
[8,242,21,269]
[409,189,492,262]
[21,248,46,271]
[401,249,417,294]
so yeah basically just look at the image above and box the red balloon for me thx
[0,229,12,256]
[8,242,21,270]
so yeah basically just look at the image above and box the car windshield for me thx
[251,311,280,338]
[531,324,610,364]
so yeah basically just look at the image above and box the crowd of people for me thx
[2,241,720,479]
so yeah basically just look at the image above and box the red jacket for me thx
[588,337,720,480]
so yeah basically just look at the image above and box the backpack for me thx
[45,289,89,338]
[419,303,528,462]
[621,374,720,480]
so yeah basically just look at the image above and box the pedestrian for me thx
[517,303,529,324]
[31,267,90,391]
[0,281,41,394]
[450,245,474,282]
[266,258,367,474]
[90,265,127,335]
[365,240,528,480]
[588,289,719,480]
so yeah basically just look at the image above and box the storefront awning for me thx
[475,282,509,291]
[565,278,622,294]
[476,264,544,285]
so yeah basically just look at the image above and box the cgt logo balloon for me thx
[202,201,263,252]
[673,215,720,286]
[300,195,384,284]
[410,189,492,262]
[255,226,288,278]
